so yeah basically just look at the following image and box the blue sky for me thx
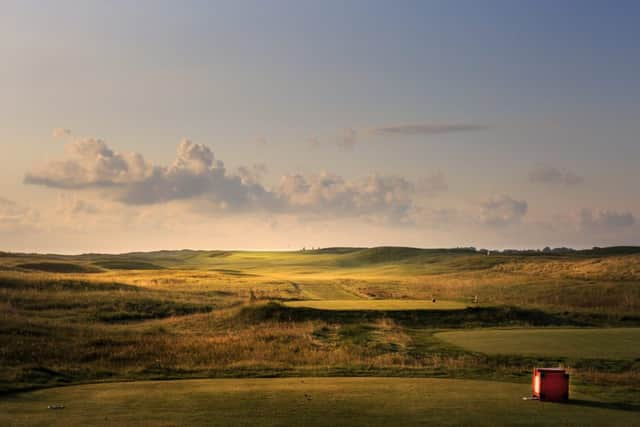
[1,1,639,252]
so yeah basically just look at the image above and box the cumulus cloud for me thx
[368,123,491,137]
[479,194,528,226]
[52,128,71,138]
[25,137,422,222]
[25,138,151,188]
[278,173,415,221]
[528,164,583,186]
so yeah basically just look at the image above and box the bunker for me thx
[532,368,569,402]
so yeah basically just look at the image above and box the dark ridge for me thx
[579,246,640,256]
[0,276,138,292]
[95,300,214,323]
[14,262,101,274]
[306,247,364,254]
[234,302,640,328]
[207,251,232,258]
[92,260,164,270]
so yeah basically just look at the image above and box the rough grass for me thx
[1,378,638,427]
[435,328,640,359]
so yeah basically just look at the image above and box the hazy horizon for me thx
[2,1,640,253]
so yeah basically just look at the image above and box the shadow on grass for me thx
[566,398,640,412]
[235,302,640,328]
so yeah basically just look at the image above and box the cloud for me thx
[528,164,583,186]
[52,128,71,138]
[417,172,448,196]
[368,123,491,137]
[577,209,635,230]
[25,138,152,189]
[0,197,40,233]
[479,194,528,226]
[278,173,415,222]
[25,137,420,222]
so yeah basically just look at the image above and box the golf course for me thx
[1,247,639,425]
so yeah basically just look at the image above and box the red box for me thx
[532,368,569,402]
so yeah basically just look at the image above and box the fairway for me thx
[435,328,640,359]
[283,299,468,310]
[1,378,636,427]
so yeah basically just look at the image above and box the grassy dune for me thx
[1,378,638,427]
[435,328,640,359]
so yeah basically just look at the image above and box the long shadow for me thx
[238,302,640,328]
[566,398,640,412]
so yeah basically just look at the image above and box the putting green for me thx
[435,328,640,359]
[1,378,636,427]
[283,299,467,310]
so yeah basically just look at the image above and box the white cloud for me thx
[25,138,152,188]
[25,137,421,223]
[278,173,415,222]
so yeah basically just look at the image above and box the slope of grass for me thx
[1,378,638,427]
[435,328,640,359]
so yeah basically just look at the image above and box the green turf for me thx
[284,299,468,311]
[435,328,640,359]
[1,378,636,427]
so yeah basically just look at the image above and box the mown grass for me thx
[2,378,639,427]
[434,328,640,359]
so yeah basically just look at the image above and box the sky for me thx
[1,0,639,253]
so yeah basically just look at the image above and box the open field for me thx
[1,246,640,422]
[283,299,468,310]
[2,377,638,427]
[435,328,640,359]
